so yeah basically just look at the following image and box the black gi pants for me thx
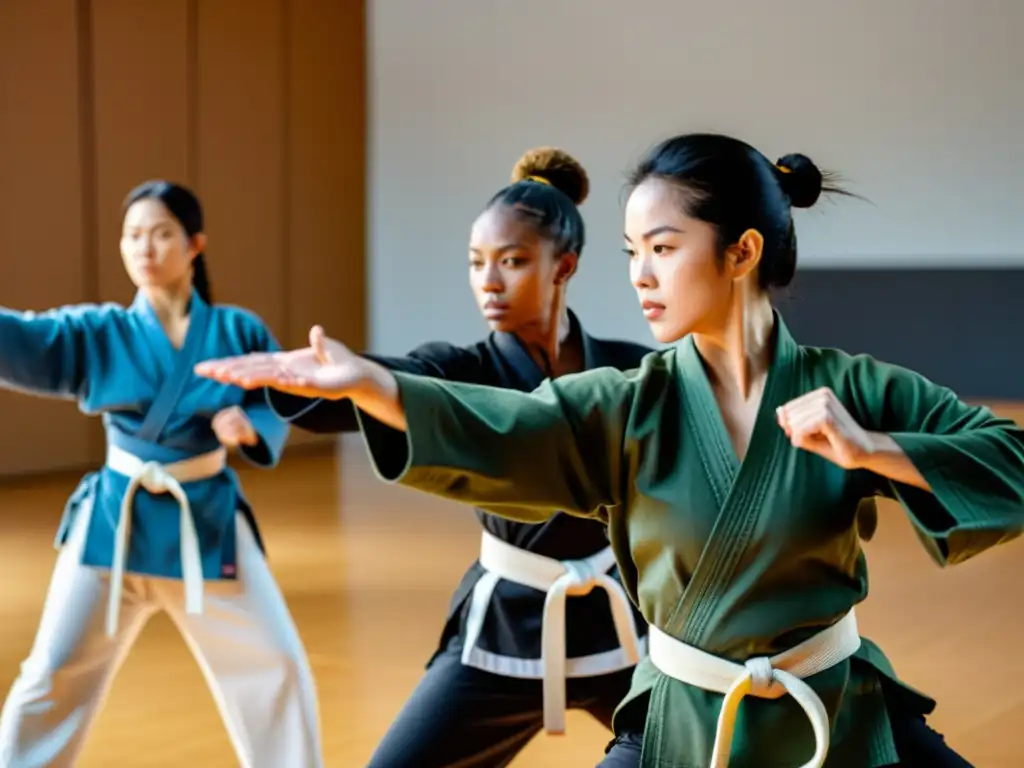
[366,644,634,767]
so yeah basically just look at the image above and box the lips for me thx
[640,298,666,320]
[483,298,510,315]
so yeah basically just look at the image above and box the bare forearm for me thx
[861,432,931,491]
[351,360,407,431]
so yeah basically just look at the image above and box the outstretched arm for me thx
[220,327,482,434]
[197,336,640,523]
[236,322,290,467]
[0,304,107,400]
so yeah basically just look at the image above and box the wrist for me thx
[341,360,390,403]
[857,431,900,470]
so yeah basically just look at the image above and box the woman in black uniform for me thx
[200,147,656,767]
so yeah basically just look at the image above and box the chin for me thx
[485,319,516,333]
[647,320,689,345]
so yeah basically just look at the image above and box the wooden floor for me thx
[1,433,1022,767]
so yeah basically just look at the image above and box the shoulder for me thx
[797,344,960,421]
[800,344,944,392]
[209,303,278,351]
[550,347,676,409]
[25,301,129,330]
[409,338,490,379]
[407,339,483,363]
[590,336,659,371]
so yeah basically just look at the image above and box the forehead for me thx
[624,178,690,236]
[470,204,542,247]
[123,198,176,227]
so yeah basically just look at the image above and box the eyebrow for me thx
[469,243,526,255]
[623,225,684,243]
[125,219,176,229]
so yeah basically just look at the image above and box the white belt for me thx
[470,530,642,734]
[649,610,861,768]
[104,443,227,638]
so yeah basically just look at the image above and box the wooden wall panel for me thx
[0,0,94,475]
[286,1,367,352]
[0,0,365,478]
[90,0,191,306]
[281,1,367,451]
[194,0,286,335]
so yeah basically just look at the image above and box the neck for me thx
[693,289,775,399]
[517,300,575,377]
[142,283,193,322]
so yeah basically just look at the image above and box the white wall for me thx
[368,0,1023,351]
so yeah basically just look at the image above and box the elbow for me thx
[239,436,281,468]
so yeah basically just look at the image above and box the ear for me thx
[554,252,578,285]
[725,229,763,281]
[190,232,208,258]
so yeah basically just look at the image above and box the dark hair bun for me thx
[511,147,589,206]
[775,153,823,209]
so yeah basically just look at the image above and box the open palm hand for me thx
[194,326,366,400]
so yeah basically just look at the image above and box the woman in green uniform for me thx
[195,132,1021,767]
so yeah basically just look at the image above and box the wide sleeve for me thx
[238,321,290,468]
[264,341,483,434]
[849,355,1024,565]
[0,304,103,400]
[354,367,638,524]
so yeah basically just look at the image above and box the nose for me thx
[137,235,155,256]
[480,263,504,293]
[630,253,656,290]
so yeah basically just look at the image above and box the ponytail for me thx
[192,252,213,304]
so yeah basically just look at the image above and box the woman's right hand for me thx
[195,325,369,400]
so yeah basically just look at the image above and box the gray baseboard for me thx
[775,268,1023,401]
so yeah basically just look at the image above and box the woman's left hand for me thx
[212,405,259,448]
[776,387,876,470]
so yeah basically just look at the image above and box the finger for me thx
[196,353,276,377]
[309,325,332,364]
[777,387,837,418]
[238,426,259,446]
[215,426,240,446]
[778,388,833,419]
[786,406,833,443]
[216,362,294,387]
[776,406,791,436]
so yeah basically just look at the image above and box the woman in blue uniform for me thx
[0,181,322,767]
[209,147,655,767]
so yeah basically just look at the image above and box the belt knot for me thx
[137,462,174,494]
[745,656,778,697]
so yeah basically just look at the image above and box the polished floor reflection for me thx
[1,430,1021,766]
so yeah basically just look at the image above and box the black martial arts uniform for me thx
[267,310,655,767]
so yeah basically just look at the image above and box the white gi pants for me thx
[0,501,323,767]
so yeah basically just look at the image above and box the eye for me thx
[622,247,635,258]
[503,257,526,267]
[653,244,673,255]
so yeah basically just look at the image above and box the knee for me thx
[597,732,643,768]
[264,643,315,692]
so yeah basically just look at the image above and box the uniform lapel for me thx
[131,289,212,442]
[664,311,801,645]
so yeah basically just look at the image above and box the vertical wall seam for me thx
[186,0,199,188]
[75,0,102,462]
[280,0,292,345]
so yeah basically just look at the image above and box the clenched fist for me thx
[776,387,875,470]
[211,405,258,448]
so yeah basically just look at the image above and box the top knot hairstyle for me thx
[486,147,590,258]
[626,133,853,290]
